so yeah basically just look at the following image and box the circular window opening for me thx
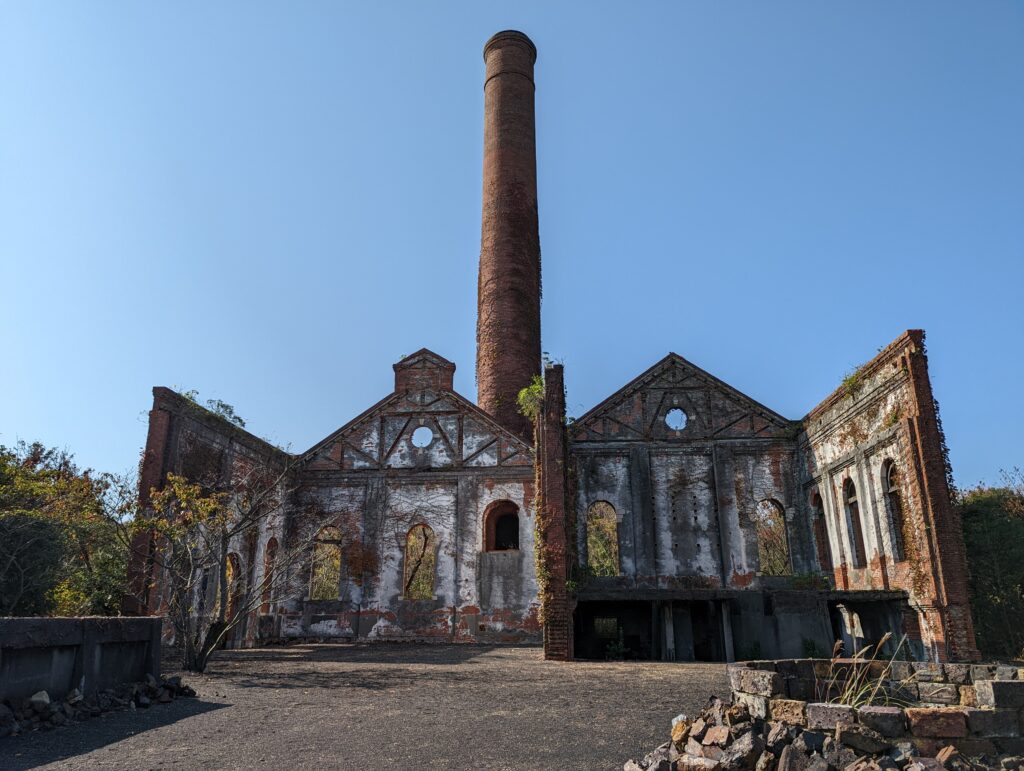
[411,426,433,448]
[665,408,687,431]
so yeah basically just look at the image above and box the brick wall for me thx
[538,364,573,660]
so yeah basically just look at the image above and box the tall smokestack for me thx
[476,30,541,442]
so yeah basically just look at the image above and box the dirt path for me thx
[2,644,728,771]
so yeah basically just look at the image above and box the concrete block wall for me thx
[0,617,162,703]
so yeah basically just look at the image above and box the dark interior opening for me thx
[494,512,519,551]
[574,601,653,660]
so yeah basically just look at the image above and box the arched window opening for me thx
[310,526,342,601]
[754,499,792,576]
[810,492,833,573]
[844,479,868,569]
[216,552,244,623]
[404,524,436,600]
[260,537,278,614]
[882,460,906,562]
[586,501,620,577]
[484,501,521,551]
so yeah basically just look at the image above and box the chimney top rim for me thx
[483,30,537,63]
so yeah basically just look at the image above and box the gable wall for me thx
[267,385,539,643]
[569,358,819,591]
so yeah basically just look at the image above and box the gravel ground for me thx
[2,643,728,771]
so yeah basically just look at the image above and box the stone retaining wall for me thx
[728,659,1024,759]
[0,617,162,703]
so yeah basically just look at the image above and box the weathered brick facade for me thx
[128,31,977,663]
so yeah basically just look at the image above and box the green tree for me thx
[959,469,1024,659]
[0,513,65,615]
[0,442,129,616]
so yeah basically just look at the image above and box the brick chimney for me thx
[476,30,541,442]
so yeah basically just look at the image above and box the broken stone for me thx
[793,731,826,755]
[776,745,809,771]
[643,743,673,771]
[976,680,1024,709]
[707,696,728,726]
[785,680,816,702]
[857,706,905,737]
[836,724,891,755]
[806,703,856,731]
[934,746,972,771]
[964,707,1019,737]
[822,736,858,770]
[730,668,786,698]
[999,758,1024,771]
[703,746,725,762]
[912,663,944,683]
[769,699,807,725]
[889,662,914,682]
[674,720,693,748]
[726,703,751,726]
[766,722,790,754]
[676,757,723,771]
[971,665,998,683]
[29,691,50,712]
[918,683,960,705]
[704,726,731,747]
[65,688,83,705]
[157,688,173,703]
[905,708,967,738]
[904,760,944,771]
[804,755,828,771]
[687,738,706,757]
[843,760,884,771]
[719,731,764,771]
[943,664,971,685]
[736,693,769,721]
[692,718,710,742]
[730,722,754,741]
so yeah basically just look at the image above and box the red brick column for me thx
[538,364,573,660]
[476,30,541,441]
[905,331,979,661]
[123,398,172,615]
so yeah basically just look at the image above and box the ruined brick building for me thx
[128,31,979,663]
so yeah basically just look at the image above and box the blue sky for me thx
[2,2,1021,487]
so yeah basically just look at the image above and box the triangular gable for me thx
[300,386,533,472]
[570,353,792,443]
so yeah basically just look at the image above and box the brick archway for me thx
[483,500,520,551]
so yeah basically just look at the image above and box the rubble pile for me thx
[0,674,195,738]
[625,696,1024,771]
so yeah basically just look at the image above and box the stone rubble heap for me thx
[625,696,1024,771]
[0,674,195,738]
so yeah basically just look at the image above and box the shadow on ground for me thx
[220,640,516,665]
[1,699,227,771]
